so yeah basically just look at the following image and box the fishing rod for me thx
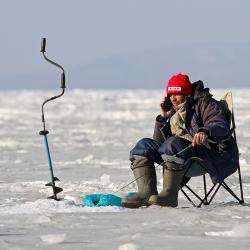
[39,38,66,200]
[117,144,193,192]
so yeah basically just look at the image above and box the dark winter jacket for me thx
[153,81,239,183]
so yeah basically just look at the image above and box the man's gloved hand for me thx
[192,132,208,146]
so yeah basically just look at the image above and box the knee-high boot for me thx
[148,161,184,207]
[122,157,158,208]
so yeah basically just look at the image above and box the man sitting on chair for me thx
[122,73,239,208]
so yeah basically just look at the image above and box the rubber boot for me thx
[122,158,158,208]
[148,161,185,207]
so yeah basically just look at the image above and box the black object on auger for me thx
[39,38,66,200]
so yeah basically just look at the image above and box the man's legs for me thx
[122,138,162,208]
[129,138,164,163]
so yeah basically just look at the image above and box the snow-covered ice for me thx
[0,89,250,249]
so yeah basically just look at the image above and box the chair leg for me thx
[181,173,218,207]
[221,181,244,204]
[203,175,209,205]
[237,166,245,204]
[184,184,204,202]
[181,177,216,208]
[233,129,244,203]
[198,182,220,208]
[180,188,196,207]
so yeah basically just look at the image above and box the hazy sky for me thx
[1,0,250,89]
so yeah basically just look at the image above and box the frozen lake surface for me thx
[0,89,250,250]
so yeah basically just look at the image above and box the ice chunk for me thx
[205,224,250,237]
[40,233,66,244]
[83,154,94,162]
[118,243,143,250]
[100,174,110,185]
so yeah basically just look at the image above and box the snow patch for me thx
[0,198,125,215]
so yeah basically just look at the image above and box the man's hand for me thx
[192,132,208,146]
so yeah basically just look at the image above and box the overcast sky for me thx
[1,0,250,89]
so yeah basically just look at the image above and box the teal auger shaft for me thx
[40,131,63,200]
[43,134,56,185]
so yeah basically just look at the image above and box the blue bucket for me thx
[83,194,122,207]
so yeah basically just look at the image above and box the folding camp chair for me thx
[180,92,244,207]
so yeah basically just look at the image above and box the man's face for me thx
[169,94,186,109]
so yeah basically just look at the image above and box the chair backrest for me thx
[219,92,234,130]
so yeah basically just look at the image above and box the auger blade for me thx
[48,195,62,201]
[47,186,63,200]
[45,177,60,186]
[54,186,63,194]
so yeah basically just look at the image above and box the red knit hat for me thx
[166,74,192,96]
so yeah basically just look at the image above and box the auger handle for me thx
[41,38,46,53]
[61,72,65,89]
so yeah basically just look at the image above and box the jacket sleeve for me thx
[197,98,230,140]
[153,115,171,143]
